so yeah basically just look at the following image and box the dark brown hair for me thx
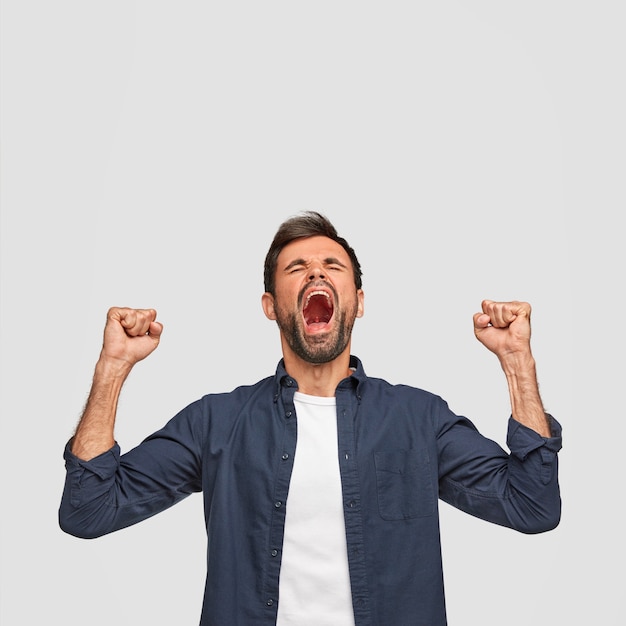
[264,211,363,295]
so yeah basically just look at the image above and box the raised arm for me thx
[473,300,551,437]
[71,307,163,460]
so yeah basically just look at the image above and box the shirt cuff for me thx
[507,414,563,461]
[63,440,121,479]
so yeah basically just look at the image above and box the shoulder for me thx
[198,375,276,407]
[360,375,447,410]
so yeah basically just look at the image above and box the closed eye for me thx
[284,259,307,273]
[324,257,348,271]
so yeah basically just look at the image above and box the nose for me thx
[308,264,325,281]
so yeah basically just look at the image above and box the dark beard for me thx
[275,302,357,364]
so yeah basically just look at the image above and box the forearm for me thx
[71,356,133,460]
[501,353,551,437]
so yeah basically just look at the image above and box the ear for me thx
[261,292,277,321]
[356,289,365,318]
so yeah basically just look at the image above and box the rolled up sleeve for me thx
[59,400,205,539]
[438,408,563,534]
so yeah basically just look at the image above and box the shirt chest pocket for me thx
[374,449,435,520]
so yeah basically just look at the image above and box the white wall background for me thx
[1,1,623,624]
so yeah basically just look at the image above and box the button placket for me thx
[263,383,297,615]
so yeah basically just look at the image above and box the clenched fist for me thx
[473,300,533,362]
[101,307,163,367]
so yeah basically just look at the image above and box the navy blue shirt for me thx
[59,356,562,626]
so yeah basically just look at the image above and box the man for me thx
[59,211,562,626]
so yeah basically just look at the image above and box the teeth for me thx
[305,290,331,306]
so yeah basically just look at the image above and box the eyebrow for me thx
[283,257,348,272]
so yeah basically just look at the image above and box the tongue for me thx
[304,295,332,325]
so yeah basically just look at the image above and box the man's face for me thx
[262,236,364,364]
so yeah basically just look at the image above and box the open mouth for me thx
[303,290,334,330]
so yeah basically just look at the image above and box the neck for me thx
[281,347,353,397]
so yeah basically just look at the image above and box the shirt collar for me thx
[273,355,367,397]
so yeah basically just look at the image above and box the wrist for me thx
[499,351,536,378]
[95,352,134,381]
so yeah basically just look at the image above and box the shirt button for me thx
[271,549,278,557]
[286,379,293,387]
[266,599,274,607]
[274,501,282,508]
[282,453,289,460]
[285,410,292,418]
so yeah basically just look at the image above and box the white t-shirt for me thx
[276,392,355,626]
